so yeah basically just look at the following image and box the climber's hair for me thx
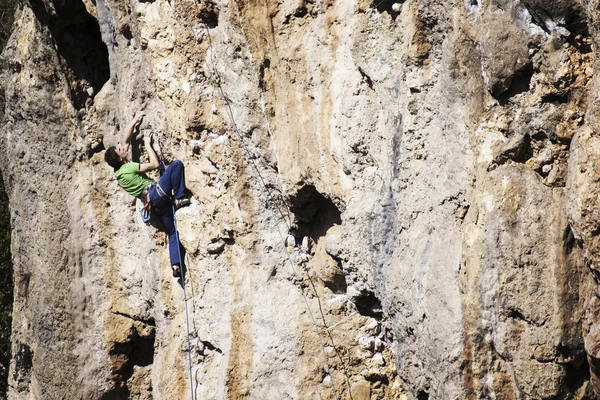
[104,146,122,170]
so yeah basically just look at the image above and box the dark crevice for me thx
[100,386,130,400]
[523,2,551,34]
[108,316,155,398]
[363,372,390,385]
[112,311,156,328]
[507,307,546,327]
[541,90,570,105]
[294,6,307,18]
[197,3,219,29]
[509,134,533,164]
[87,140,105,158]
[29,0,110,109]
[288,185,341,242]
[129,335,154,368]
[11,342,32,390]
[495,65,534,105]
[371,0,401,20]
[561,4,592,53]
[120,25,133,41]
[493,134,534,166]
[417,391,430,400]
[201,340,223,354]
[564,225,576,256]
[508,308,527,322]
[358,66,374,90]
[563,352,590,394]
[354,291,384,319]
[258,58,270,92]
[590,265,600,286]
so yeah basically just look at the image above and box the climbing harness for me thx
[173,2,340,399]
[157,141,196,400]
[139,183,155,224]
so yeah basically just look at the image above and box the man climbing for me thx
[104,111,190,277]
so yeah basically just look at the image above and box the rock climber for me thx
[104,111,190,278]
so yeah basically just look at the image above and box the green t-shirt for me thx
[115,162,155,198]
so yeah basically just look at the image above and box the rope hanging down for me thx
[173,1,340,399]
[158,144,195,400]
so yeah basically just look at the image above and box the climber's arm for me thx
[122,111,146,144]
[139,131,160,173]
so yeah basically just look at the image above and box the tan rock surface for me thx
[0,0,598,399]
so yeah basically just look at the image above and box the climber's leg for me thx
[157,159,187,200]
[160,212,184,273]
[150,186,184,275]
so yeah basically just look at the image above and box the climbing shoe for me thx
[172,265,181,278]
[175,198,191,210]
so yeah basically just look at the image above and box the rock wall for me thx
[1,0,599,399]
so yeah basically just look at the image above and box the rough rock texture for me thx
[2,0,600,399]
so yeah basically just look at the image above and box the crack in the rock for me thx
[523,2,551,34]
[201,340,223,354]
[507,307,547,327]
[358,66,374,90]
[112,311,156,327]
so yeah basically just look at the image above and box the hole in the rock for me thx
[294,6,307,17]
[201,340,223,354]
[355,291,384,319]
[565,8,592,53]
[496,65,534,106]
[30,0,110,109]
[288,185,341,242]
[493,134,533,166]
[12,342,32,385]
[371,0,401,20]
[100,387,128,400]
[108,324,155,399]
[562,350,590,393]
[130,333,155,368]
[121,25,133,41]
[417,390,430,400]
[87,141,105,158]
[508,308,527,322]
[131,320,155,372]
[541,90,570,105]
[564,225,576,255]
[199,6,219,29]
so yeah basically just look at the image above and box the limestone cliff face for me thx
[0,0,598,398]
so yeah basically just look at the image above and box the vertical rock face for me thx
[0,0,599,398]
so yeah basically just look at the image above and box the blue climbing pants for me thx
[149,160,186,266]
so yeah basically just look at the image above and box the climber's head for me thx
[104,144,128,169]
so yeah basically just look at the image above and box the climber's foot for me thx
[172,264,181,278]
[175,198,191,210]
